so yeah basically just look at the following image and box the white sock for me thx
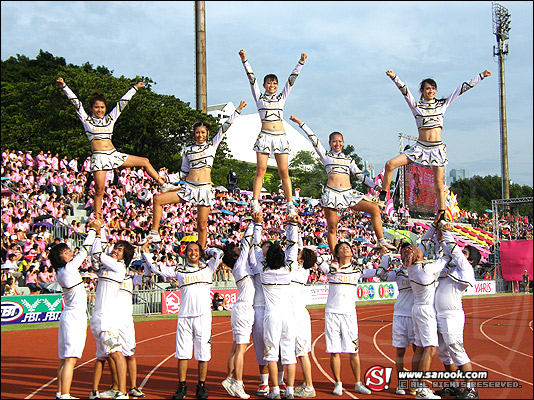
[236,380,243,386]
[278,371,284,385]
[272,386,280,395]
[260,374,269,385]
[287,386,294,395]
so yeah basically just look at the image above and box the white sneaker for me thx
[59,395,80,399]
[161,183,180,193]
[251,200,261,214]
[396,387,406,395]
[377,238,396,251]
[111,392,129,399]
[333,382,343,396]
[286,202,297,216]
[266,390,281,399]
[415,388,441,399]
[221,377,236,397]
[230,381,251,399]
[294,384,316,398]
[100,387,118,399]
[354,382,371,395]
[88,391,100,399]
[136,231,161,245]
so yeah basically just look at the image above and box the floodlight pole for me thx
[492,2,511,200]
[195,1,207,113]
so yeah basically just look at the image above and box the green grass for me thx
[2,293,527,333]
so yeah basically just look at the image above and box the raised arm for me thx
[140,248,179,279]
[212,101,247,149]
[386,69,418,112]
[290,115,327,161]
[205,247,224,274]
[57,77,88,122]
[285,215,300,266]
[239,49,261,103]
[444,70,491,108]
[349,159,381,191]
[108,82,144,121]
[248,212,264,267]
[279,53,307,101]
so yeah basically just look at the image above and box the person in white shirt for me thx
[220,215,260,399]
[433,221,481,400]
[316,241,376,396]
[380,69,491,222]
[57,77,171,222]
[289,114,395,254]
[89,233,134,399]
[239,49,306,216]
[49,219,99,400]
[140,241,223,400]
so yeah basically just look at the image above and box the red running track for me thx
[1,295,532,399]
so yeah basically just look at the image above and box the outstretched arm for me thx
[239,49,261,103]
[57,77,88,121]
[289,115,327,161]
[444,70,491,107]
[279,53,307,101]
[108,82,144,120]
[386,69,418,112]
[212,100,247,148]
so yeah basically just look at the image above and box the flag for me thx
[369,167,385,196]
[384,198,395,218]
[444,186,460,221]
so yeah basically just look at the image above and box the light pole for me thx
[195,1,207,113]
[492,2,511,200]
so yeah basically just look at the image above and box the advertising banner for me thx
[161,288,239,315]
[1,294,62,325]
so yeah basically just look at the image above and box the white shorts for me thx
[58,308,88,359]
[231,302,254,345]
[253,129,290,155]
[325,312,359,354]
[392,314,415,349]
[175,314,212,361]
[118,316,136,357]
[320,186,365,210]
[252,306,266,366]
[175,181,214,207]
[404,140,448,167]
[437,310,470,366]
[412,305,438,348]
[92,329,122,360]
[294,306,312,357]
[90,149,128,172]
[263,312,297,365]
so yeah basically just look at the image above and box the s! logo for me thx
[364,365,393,391]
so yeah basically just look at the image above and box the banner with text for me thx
[1,294,63,325]
[161,288,239,315]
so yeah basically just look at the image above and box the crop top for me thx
[180,109,242,178]
[390,72,486,130]
[61,84,138,142]
[297,122,378,189]
[242,58,304,123]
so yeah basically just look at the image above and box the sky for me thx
[1,1,532,187]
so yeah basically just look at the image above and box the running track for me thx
[1,295,532,399]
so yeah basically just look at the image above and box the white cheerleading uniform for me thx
[142,247,223,361]
[317,255,377,353]
[56,229,96,359]
[257,222,299,365]
[434,231,476,367]
[242,57,304,155]
[250,223,267,366]
[176,109,242,207]
[384,268,415,349]
[296,123,378,210]
[389,72,487,167]
[290,262,311,357]
[90,239,127,360]
[61,84,138,172]
[230,222,256,344]
[117,274,143,357]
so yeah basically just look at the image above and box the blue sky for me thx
[2,1,532,187]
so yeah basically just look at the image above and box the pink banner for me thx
[161,288,239,315]
[500,240,533,281]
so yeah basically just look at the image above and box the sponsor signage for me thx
[161,288,239,315]
[1,294,62,325]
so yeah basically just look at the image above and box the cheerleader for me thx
[137,101,247,249]
[380,69,491,221]
[289,115,395,254]
[238,49,307,216]
[57,77,172,222]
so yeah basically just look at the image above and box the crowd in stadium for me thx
[1,149,532,297]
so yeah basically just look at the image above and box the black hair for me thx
[114,240,135,268]
[300,248,317,270]
[265,242,286,270]
[334,241,352,259]
[185,241,205,261]
[400,241,412,250]
[89,90,107,109]
[329,131,344,143]
[192,121,210,133]
[419,78,437,92]
[48,243,70,270]
[464,245,481,267]
[222,242,238,269]
[263,74,278,84]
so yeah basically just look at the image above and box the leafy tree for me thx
[289,150,326,198]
